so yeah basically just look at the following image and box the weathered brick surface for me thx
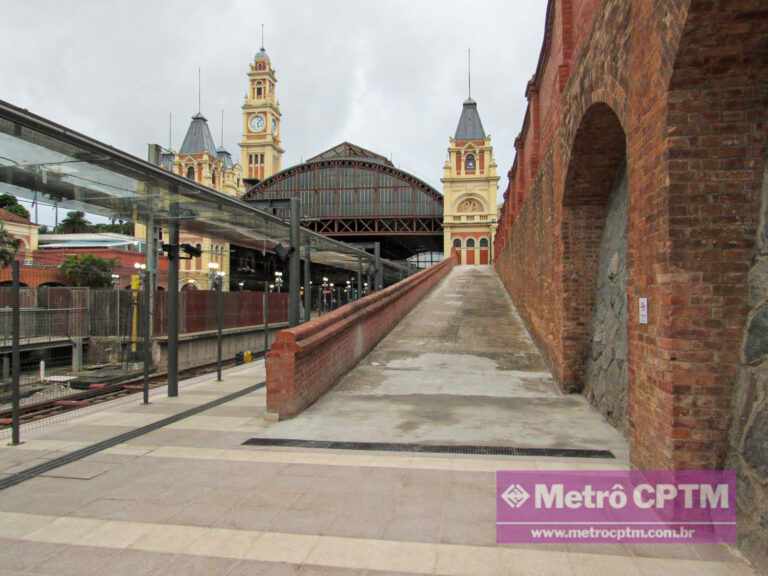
[495,0,767,469]
[266,256,456,418]
[495,2,768,568]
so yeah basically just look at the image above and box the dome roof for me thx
[255,47,270,62]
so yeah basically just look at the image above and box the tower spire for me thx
[467,48,471,100]
[260,24,264,51]
[198,67,201,114]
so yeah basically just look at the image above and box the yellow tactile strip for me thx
[0,511,751,576]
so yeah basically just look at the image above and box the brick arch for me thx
[559,102,627,392]
[649,2,768,471]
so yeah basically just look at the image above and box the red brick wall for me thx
[266,256,457,418]
[494,0,768,475]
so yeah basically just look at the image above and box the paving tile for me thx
[269,508,339,536]
[30,542,122,575]
[24,516,106,544]
[150,553,241,576]
[128,523,209,554]
[305,536,437,574]
[99,547,177,576]
[566,551,643,576]
[41,460,114,480]
[185,526,262,559]
[501,548,575,575]
[381,515,442,543]
[244,532,320,564]
[0,537,66,572]
[434,543,507,575]
[0,511,54,539]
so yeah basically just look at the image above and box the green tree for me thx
[0,222,20,268]
[57,211,91,234]
[60,254,116,288]
[0,193,30,220]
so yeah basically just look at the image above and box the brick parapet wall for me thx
[494,0,767,477]
[265,256,456,418]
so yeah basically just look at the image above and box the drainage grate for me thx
[242,438,614,459]
[0,381,266,492]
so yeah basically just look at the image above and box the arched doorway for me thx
[452,238,462,263]
[561,103,628,433]
[465,238,476,265]
[479,238,489,265]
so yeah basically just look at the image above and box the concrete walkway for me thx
[262,265,628,460]
[0,266,755,575]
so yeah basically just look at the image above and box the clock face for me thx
[249,114,265,132]
[271,117,277,134]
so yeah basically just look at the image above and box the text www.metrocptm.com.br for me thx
[528,526,698,541]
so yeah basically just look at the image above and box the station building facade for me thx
[137,45,284,290]
[441,98,499,265]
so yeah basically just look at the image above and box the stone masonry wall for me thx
[729,161,768,569]
[583,166,628,433]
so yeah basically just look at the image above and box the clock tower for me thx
[240,45,284,182]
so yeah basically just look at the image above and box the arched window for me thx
[466,238,476,249]
[465,154,476,173]
[452,238,462,249]
[479,238,489,248]
[186,166,195,180]
[256,81,263,99]
[211,169,217,187]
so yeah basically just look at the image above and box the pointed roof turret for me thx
[454,98,486,140]
[179,113,218,156]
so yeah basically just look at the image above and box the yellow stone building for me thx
[240,46,284,182]
[138,44,284,290]
[441,97,499,265]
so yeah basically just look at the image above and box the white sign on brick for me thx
[639,297,648,325]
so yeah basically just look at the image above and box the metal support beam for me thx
[167,218,180,397]
[10,260,20,445]
[142,268,151,404]
[374,241,383,291]
[263,281,269,353]
[288,197,301,327]
[72,339,83,372]
[303,244,311,323]
[216,276,223,381]
[357,257,362,299]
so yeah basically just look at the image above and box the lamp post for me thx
[321,277,329,314]
[274,270,284,292]
[133,263,150,404]
[208,262,226,382]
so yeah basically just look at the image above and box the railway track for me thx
[0,354,263,429]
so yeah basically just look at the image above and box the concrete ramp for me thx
[261,265,628,460]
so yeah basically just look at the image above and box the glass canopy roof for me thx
[0,100,411,279]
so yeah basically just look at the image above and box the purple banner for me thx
[496,470,736,543]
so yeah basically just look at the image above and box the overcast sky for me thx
[2,0,546,224]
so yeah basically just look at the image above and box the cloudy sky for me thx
[2,0,546,224]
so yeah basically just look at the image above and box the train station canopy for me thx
[0,100,411,281]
